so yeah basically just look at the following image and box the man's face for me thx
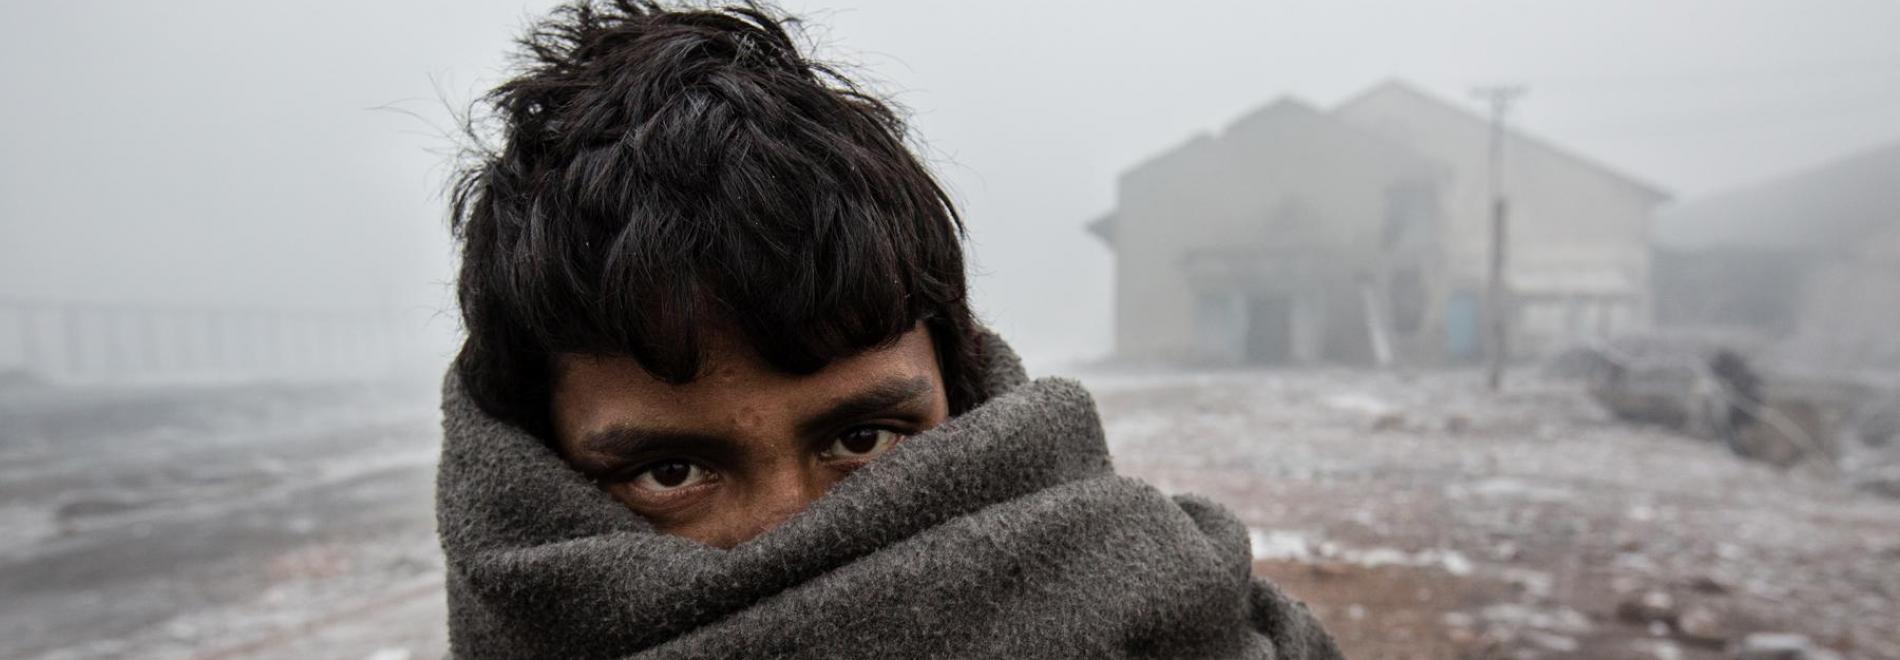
[550,325,950,549]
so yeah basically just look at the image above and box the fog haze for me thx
[4,0,1898,366]
[7,4,1900,658]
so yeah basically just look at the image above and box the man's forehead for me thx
[551,327,942,437]
[561,326,933,391]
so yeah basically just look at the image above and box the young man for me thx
[437,1,1341,657]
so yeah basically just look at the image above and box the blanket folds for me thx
[436,333,1341,659]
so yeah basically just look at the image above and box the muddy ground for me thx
[2,368,1896,659]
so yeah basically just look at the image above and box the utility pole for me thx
[1473,84,1525,392]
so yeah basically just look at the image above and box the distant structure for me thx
[0,300,444,386]
[1088,80,1669,366]
[1654,141,1900,370]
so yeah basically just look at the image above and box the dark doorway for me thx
[1244,295,1293,364]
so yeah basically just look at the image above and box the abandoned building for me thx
[1654,141,1900,371]
[1088,80,1670,366]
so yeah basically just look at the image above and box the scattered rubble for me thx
[1733,633,1845,660]
[1569,335,1900,491]
[1091,367,1900,659]
[1685,574,1730,595]
[1677,606,1728,648]
[1616,590,1678,628]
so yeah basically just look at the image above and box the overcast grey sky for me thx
[3,1,1898,365]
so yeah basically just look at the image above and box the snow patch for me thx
[1248,529,1314,561]
[1319,392,1399,418]
[1248,527,1475,575]
[1448,477,1576,503]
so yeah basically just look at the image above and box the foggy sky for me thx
[3,0,1898,366]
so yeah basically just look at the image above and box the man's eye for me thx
[630,460,710,492]
[822,427,905,460]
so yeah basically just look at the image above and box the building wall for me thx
[1334,86,1663,356]
[1107,101,1438,363]
[1790,223,1900,369]
[1652,247,1811,334]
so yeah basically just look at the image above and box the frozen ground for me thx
[3,369,1896,659]
[1086,368,1900,659]
[0,381,448,660]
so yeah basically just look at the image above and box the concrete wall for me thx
[1790,223,1900,369]
[1334,84,1664,356]
[1105,99,1438,363]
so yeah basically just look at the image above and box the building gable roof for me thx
[1087,94,1433,248]
[1332,80,1672,203]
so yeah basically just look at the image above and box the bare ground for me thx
[3,369,1896,659]
[1090,369,1900,659]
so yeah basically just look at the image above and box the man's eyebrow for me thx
[578,427,739,470]
[796,375,936,438]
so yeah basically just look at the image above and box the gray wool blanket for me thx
[436,334,1342,659]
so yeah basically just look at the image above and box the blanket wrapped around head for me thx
[435,333,1342,659]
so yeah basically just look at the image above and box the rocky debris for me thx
[1860,475,1900,499]
[1558,336,1891,475]
[1439,604,1593,658]
[1685,574,1730,595]
[1565,335,1746,432]
[1587,359,1707,430]
[1626,639,1687,660]
[1523,629,1580,653]
[1089,368,1900,660]
[1308,560,1354,579]
[1675,605,1728,647]
[1442,611,1476,630]
[1731,400,1826,468]
[1731,633,1845,660]
[1859,397,1900,447]
[1478,604,1593,636]
[1612,582,1736,649]
[1616,590,1679,628]
[1844,394,1900,500]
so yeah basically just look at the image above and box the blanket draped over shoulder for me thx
[436,333,1341,659]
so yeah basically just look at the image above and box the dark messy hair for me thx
[449,0,983,439]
